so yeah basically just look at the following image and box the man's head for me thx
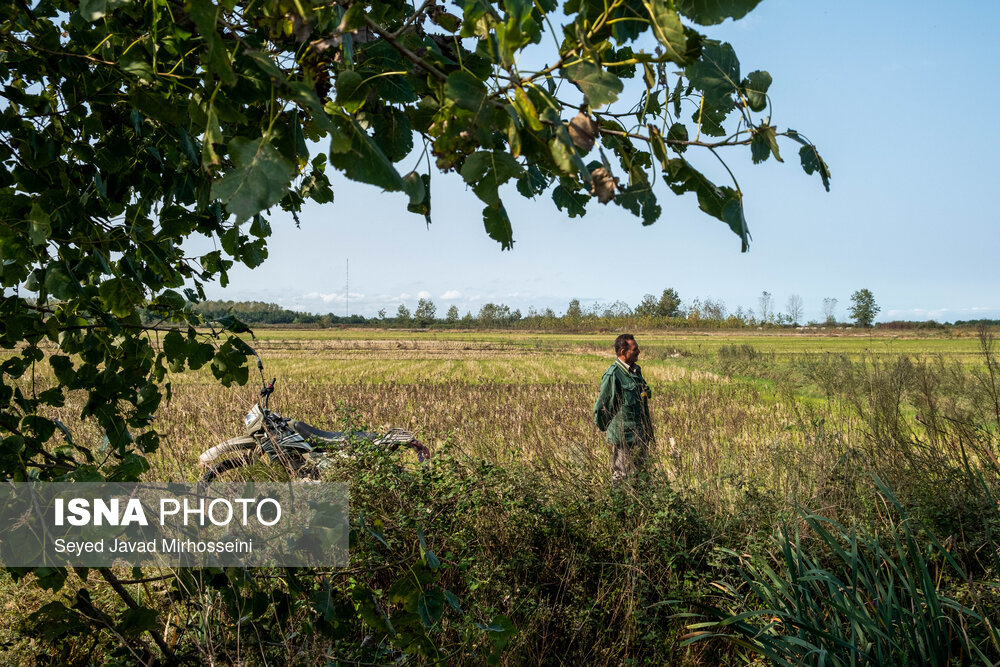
[614,333,640,365]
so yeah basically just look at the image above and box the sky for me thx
[198,1,1000,324]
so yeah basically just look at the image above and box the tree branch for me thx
[362,15,448,82]
[98,567,176,662]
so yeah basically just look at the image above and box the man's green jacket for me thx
[593,359,654,446]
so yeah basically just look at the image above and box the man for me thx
[593,333,654,484]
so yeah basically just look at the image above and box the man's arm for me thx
[593,370,619,432]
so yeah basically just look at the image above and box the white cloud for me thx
[884,306,1000,321]
[296,291,364,304]
[440,290,461,299]
[417,290,431,299]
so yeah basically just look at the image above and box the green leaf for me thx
[750,124,781,163]
[516,164,548,197]
[186,340,215,370]
[27,204,51,246]
[335,70,367,113]
[512,87,543,131]
[750,132,770,164]
[78,0,107,21]
[98,278,144,318]
[443,589,463,614]
[162,330,186,366]
[417,589,444,627]
[387,574,420,605]
[741,70,771,112]
[210,340,250,387]
[481,614,518,665]
[211,137,296,222]
[552,183,587,217]
[461,151,522,207]
[402,171,425,206]
[563,62,623,109]
[375,75,417,104]
[43,264,76,300]
[799,144,831,192]
[665,157,750,250]
[326,121,404,191]
[118,608,159,636]
[188,0,236,85]
[445,70,488,112]
[109,453,150,481]
[686,42,741,107]
[549,136,574,174]
[405,173,432,223]
[642,1,689,66]
[155,289,187,311]
[482,203,514,250]
[616,184,661,225]
[372,108,413,162]
[675,0,764,26]
[648,125,667,169]
[667,122,688,153]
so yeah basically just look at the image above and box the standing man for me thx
[594,333,655,485]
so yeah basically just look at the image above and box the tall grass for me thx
[684,477,1000,665]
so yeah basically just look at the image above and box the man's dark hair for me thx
[614,333,635,356]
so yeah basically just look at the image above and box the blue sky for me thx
[203,1,1000,323]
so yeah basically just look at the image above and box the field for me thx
[4,327,1000,665]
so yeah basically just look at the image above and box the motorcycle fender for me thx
[199,436,258,465]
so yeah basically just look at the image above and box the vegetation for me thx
[850,288,881,328]
[3,328,998,663]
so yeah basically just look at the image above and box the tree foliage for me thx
[849,289,880,328]
[414,297,437,326]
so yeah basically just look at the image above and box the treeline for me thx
[169,290,987,331]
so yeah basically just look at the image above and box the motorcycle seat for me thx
[291,421,379,446]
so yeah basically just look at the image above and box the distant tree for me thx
[478,303,513,328]
[702,298,727,321]
[377,308,387,321]
[786,294,804,325]
[822,298,838,325]
[685,298,702,322]
[849,289,880,327]
[758,291,774,324]
[603,301,632,318]
[657,289,682,318]
[445,305,460,324]
[635,294,658,317]
[566,299,582,321]
[414,298,437,326]
[396,304,412,326]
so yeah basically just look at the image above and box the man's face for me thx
[621,339,640,365]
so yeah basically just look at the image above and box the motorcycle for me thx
[198,352,429,485]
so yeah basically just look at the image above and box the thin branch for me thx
[98,567,176,661]
[393,0,436,38]
[362,15,447,82]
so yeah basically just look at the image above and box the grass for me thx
[3,328,999,664]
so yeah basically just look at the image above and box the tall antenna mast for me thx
[345,258,349,319]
